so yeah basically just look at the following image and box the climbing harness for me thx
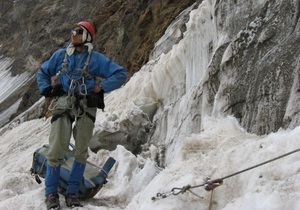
[61,48,93,96]
[48,48,94,117]
[151,147,300,201]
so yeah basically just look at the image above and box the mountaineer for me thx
[36,20,127,209]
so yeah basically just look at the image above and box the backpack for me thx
[30,144,115,199]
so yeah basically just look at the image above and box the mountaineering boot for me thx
[45,193,60,210]
[45,163,61,209]
[65,193,82,207]
[65,161,86,207]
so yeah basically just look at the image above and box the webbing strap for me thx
[61,49,93,78]
[51,112,75,124]
[78,111,96,123]
[51,110,95,124]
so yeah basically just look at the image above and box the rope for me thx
[151,147,300,201]
[216,147,300,181]
[208,190,214,210]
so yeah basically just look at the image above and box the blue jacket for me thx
[37,48,127,94]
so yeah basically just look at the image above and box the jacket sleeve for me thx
[97,55,127,93]
[36,49,64,94]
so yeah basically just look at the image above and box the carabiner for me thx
[80,77,87,95]
[48,98,58,111]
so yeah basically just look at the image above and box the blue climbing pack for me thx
[30,144,115,199]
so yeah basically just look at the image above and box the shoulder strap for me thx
[81,50,93,78]
[60,49,94,79]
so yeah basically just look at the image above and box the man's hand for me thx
[42,85,65,97]
[94,84,102,93]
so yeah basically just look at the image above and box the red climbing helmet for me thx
[76,21,95,42]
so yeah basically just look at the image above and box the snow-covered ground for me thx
[0,0,299,209]
[0,115,299,210]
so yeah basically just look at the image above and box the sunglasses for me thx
[71,29,84,36]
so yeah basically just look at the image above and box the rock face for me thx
[139,0,300,149]
[207,0,300,134]
[0,0,197,123]
[88,0,300,155]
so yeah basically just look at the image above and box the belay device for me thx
[30,144,116,199]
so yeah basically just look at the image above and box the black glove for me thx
[87,89,105,109]
[42,85,65,97]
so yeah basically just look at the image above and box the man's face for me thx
[71,27,83,45]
